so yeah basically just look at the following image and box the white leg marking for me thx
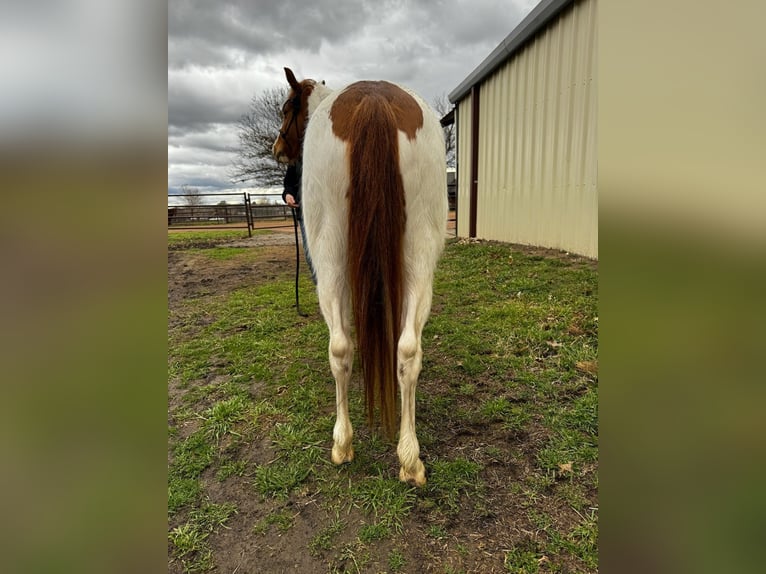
[323,292,355,465]
[396,289,430,486]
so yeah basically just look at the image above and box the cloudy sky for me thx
[168,0,539,195]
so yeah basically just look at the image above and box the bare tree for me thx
[181,184,203,221]
[215,200,230,224]
[233,87,455,185]
[431,93,456,168]
[232,87,289,188]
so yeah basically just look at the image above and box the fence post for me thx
[244,193,252,237]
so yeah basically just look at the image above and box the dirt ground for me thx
[168,231,597,574]
[168,232,296,308]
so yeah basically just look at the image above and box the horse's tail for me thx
[347,94,405,439]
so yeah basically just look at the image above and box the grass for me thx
[252,508,296,535]
[168,229,251,248]
[388,548,406,572]
[309,516,346,555]
[168,234,598,573]
[425,458,483,515]
[353,475,417,533]
[199,396,248,443]
[168,501,237,572]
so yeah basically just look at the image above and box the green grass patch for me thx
[199,396,248,443]
[168,236,597,571]
[358,521,390,542]
[352,475,417,533]
[309,516,346,555]
[168,229,251,248]
[216,459,248,481]
[428,524,448,540]
[504,543,541,573]
[172,432,215,479]
[169,501,236,573]
[425,458,483,514]
[168,477,202,514]
[388,548,406,572]
[253,508,296,535]
[253,447,321,499]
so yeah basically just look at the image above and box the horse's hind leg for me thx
[396,282,432,486]
[318,281,355,464]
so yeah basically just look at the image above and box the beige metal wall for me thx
[456,93,472,238]
[457,0,597,257]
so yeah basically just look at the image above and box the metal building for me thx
[449,0,597,258]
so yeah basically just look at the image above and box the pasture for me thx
[168,230,598,573]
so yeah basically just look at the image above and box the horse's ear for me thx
[284,67,300,90]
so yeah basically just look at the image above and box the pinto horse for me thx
[272,68,447,486]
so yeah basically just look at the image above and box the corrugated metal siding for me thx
[456,94,473,237]
[461,0,597,257]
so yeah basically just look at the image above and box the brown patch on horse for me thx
[330,81,423,142]
[274,68,316,163]
[334,82,414,438]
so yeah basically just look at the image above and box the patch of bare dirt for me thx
[168,244,295,309]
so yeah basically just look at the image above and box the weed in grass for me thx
[545,509,598,570]
[286,381,330,420]
[388,548,406,572]
[168,477,202,513]
[536,428,597,474]
[524,473,555,495]
[358,521,390,542]
[271,421,318,452]
[481,397,511,421]
[428,524,448,540]
[484,445,504,460]
[169,499,237,572]
[169,522,209,556]
[251,399,283,430]
[425,458,483,514]
[568,386,598,436]
[309,516,346,555]
[331,541,371,574]
[172,432,214,479]
[189,501,237,532]
[530,510,556,535]
[168,522,216,573]
[253,447,320,499]
[216,459,248,481]
[458,382,476,395]
[455,542,469,557]
[503,406,531,434]
[557,482,590,512]
[352,475,416,533]
[504,545,540,573]
[200,396,247,443]
[252,508,296,535]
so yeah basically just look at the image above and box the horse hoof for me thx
[399,461,426,487]
[331,445,354,465]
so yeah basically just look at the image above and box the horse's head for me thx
[272,67,317,164]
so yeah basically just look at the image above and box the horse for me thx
[272,67,447,486]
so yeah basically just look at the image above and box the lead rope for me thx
[291,207,308,317]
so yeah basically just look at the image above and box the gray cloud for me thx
[168,0,536,192]
[169,0,373,69]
